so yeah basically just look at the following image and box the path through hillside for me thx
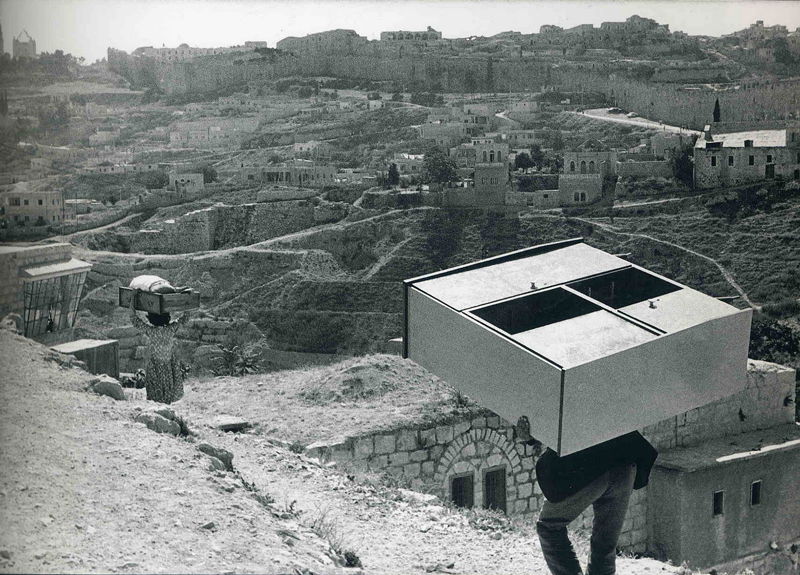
[186,416,680,575]
[527,213,758,308]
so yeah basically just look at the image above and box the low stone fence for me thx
[616,160,673,178]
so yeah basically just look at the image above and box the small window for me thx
[767,155,773,163]
[484,467,507,513]
[728,156,734,166]
[711,156,717,167]
[750,481,762,506]
[713,490,724,516]
[574,192,580,202]
[451,474,474,509]
[749,155,755,166]
[543,194,549,199]
[38,199,43,205]
[24,199,29,206]
[580,192,587,202]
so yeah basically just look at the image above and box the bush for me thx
[212,344,262,376]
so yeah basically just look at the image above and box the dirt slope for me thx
[0,331,348,574]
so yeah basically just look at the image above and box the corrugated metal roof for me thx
[21,257,91,280]
[695,129,786,149]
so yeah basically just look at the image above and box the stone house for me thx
[557,173,603,204]
[305,359,797,574]
[563,140,619,178]
[392,153,424,177]
[239,160,337,188]
[693,127,800,189]
[168,172,205,194]
[419,122,468,148]
[1,189,64,231]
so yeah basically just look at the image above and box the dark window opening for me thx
[750,481,762,506]
[713,490,724,516]
[451,474,474,509]
[711,156,717,167]
[728,156,734,166]
[484,467,507,513]
[767,154,773,163]
[749,155,755,165]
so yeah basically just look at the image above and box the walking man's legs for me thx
[587,463,636,575]
[537,473,609,575]
[537,463,636,575]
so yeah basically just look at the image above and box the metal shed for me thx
[403,238,752,456]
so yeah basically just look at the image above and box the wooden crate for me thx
[404,238,752,455]
[118,287,200,314]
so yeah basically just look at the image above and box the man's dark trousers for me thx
[536,462,636,575]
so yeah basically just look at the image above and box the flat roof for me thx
[695,129,786,149]
[656,423,800,472]
[20,257,91,280]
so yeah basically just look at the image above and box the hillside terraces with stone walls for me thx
[87,199,352,255]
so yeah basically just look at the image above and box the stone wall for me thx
[616,160,673,178]
[302,360,795,555]
[108,316,263,373]
[305,414,542,515]
[122,200,351,255]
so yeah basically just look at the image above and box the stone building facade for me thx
[1,189,65,232]
[380,27,442,42]
[304,360,797,572]
[12,30,35,59]
[693,127,800,189]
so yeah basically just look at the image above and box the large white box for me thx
[403,238,752,455]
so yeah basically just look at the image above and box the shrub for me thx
[212,344,262,376]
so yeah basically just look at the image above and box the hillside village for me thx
[0,9,799,575]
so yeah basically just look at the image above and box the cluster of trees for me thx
[36,101,70,134]
[410,92,444,107]
[422,146,458,184]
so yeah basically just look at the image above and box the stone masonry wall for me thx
[616,160,673,179]
[304,360,795,555]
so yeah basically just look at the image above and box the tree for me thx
[200,165,217,183]
[391,92,403,102]
[0,91,7,117]
[529,144,545,168]
[670,145,694,187]
[387,163,400,186]
[712,98,721,123]
[423,146,458,185]
[514,152,534,171]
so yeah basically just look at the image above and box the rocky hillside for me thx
[0,331,689,575]
[72,191,800,374]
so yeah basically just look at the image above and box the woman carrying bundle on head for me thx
[128,275,192,404]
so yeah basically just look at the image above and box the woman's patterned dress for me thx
[130,307,189,404]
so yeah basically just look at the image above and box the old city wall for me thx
[116,41,800,129]
[303,360,795,554]
[557,70,800,129]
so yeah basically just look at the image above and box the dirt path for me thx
[189,424,678,575]
[72,207,430,262]
[568,109,701,136]
[526,213,758,308]
[0,331,350,574]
